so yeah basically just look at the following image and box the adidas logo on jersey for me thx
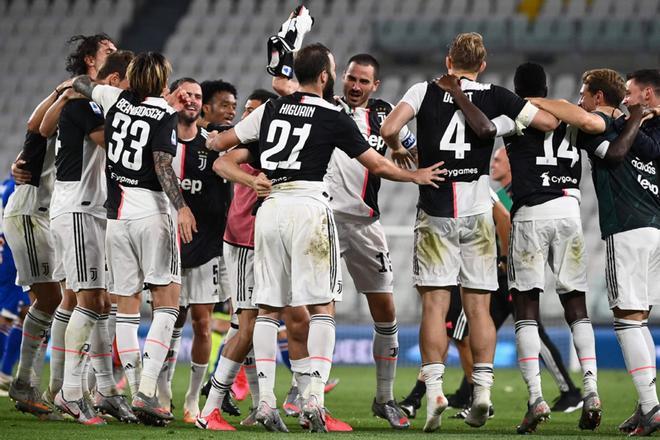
[180,178,203,194]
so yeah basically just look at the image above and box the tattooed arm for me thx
[153,150,197,243]
[72,75,97,99]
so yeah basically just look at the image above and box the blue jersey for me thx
[0,177,21,290]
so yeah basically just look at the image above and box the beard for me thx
[180,110,200,124]
[323,75,335,102]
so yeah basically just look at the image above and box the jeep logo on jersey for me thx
[367,134,386,153]
[637,174,659,195]
[181,178,202,194]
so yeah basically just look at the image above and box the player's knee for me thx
[192,316,211,340]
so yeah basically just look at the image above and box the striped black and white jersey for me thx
[91,85,178,220]
[235,92,370,185]
[3,131,56,218]
[401,78,538,218]
[324,98,417,219]
[172,127,231,268]
[50,99,106,219]
[504,122,582,218]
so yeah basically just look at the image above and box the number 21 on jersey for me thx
[261,120,311,170]
[439,110,471,159]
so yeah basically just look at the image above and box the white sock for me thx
[138,307,178,398]
[253,316,279,408]
[184,362,208,414]
[244,348,260,407]
[157,326,182,408]
[81,353,92,394]
[49,307,71,393]
[31,333,49,390]
[108,304,117,344]
[421,362,445,407]
[373,320,398,403]
[290,357,310,404]
[570,318,598,396]
[515,320,542,404]
[201,356,242,417]
[116,312,142,396]
[62,307,99,401]
[16,307,52,383]
[615,318,659,413]
[642,320,656,369]
[307,314,335,407]
[90,314,117,395]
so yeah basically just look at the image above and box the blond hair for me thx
[448,32,487,73]
[127,52,172,101]
[581,69,625,106]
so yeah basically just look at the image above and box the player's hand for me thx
[177,206,198,244]
[163,87,192,112]
[12,159,31,184]
[61,87,85,101]
[251,173,272,198]
[434,74,461,94]
[390,146,415,169]
[206,130,220,150]
[412,161,447,188]
[278,5,314,51]
[334,96,351,113]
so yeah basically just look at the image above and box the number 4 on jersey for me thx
[439,110,471,159]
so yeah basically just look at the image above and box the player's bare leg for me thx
[560,291,600,430]
[365,292,409,429]
[461,288,496,428]
[10,281,61,416]
[417,286,450,432]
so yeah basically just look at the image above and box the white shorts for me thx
[51,213,107,292]
[413,209,497,291]
[508,217,588,294]
[179,256,230,307]
[605,228,660,311]
[3,214,61,286]
[335,217,393,294]
[253,196,342,308]
[224,242,256,311]
[106,214,181,296]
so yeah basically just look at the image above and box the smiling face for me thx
[578,83,598,112]
[342,61,380,108]
[177,81,203,124]
[204,91,237,125]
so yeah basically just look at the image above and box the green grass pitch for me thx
[1,365,639,438]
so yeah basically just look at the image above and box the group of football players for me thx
[1,4,659,436]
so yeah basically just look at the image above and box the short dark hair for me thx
[201,79,237,106]
[627,69,660,95]
[294,43,331,85]
[582,69,625,107]
[346,53,380,80]
[65,33,114,76]
[96,50,134,81]
[247,89,277,104]
[513,62,547,99]
[170,77,199,92]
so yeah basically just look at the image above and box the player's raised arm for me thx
[39,87,84,137]
[530,97,606,134]
[604,105,660,162]
[72,74,98,100]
